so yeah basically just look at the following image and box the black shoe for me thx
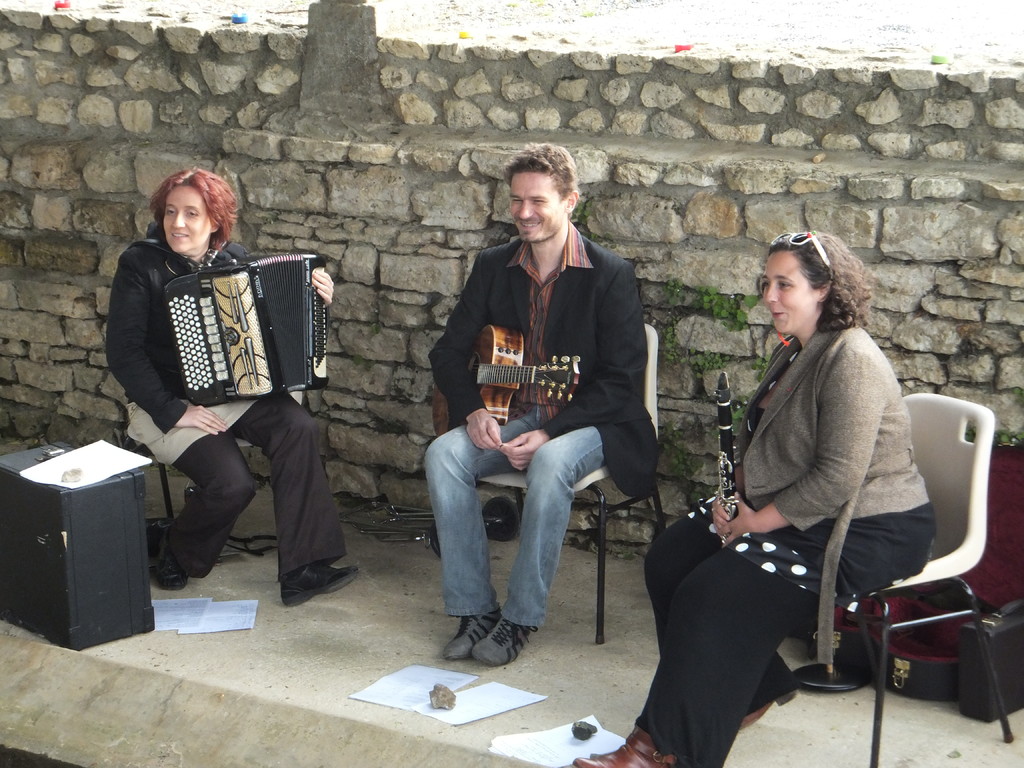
[280,563,359,606]
[471,617,536,666]
[155,534,188,590]
[443,609,501,660]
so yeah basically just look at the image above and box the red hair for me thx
[149,168,238,250]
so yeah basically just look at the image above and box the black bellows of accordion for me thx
[165,253,329,405]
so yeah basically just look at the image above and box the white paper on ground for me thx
[414,681,546,725]
[177,599,258,634]
[153,598,257,633]
[152,598,213,631]
[348,664,479,711]
[489,715,625,768]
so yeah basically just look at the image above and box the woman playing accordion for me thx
[106,168,357,606]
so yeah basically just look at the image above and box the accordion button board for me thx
[165,253,328,406]
[166,292,225,396]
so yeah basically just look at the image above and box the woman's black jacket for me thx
[105,227,249,433]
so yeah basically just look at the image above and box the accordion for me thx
[165,253,329,406]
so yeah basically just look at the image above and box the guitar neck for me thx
[475,363,542,385]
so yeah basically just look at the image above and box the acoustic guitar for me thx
[431,325,580,436]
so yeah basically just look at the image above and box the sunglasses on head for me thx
[771,231,832,271]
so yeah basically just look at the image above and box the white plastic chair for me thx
[480,323,666,644]
[855,393,1013,766]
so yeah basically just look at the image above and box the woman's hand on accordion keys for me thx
[175,404,229,435]
[312,267,334,306]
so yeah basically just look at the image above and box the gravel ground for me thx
[4,0,1021,69]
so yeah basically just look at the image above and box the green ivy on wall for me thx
[995,388,1024,446]
[654,280,769,489]
[694,286,759,332]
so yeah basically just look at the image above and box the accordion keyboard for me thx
[167,292,230,397]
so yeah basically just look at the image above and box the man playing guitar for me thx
[426,143,657,665]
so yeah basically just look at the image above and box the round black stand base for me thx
[794,663,872,692]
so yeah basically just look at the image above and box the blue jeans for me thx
[425,408,604,628]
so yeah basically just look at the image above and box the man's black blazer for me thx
[430,236,658,498]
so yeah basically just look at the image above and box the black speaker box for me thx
[0,444,154,650]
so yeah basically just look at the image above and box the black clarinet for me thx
[690,372,739,527]
[715,371,739,521]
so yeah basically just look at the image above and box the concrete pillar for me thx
[299,0,388,123]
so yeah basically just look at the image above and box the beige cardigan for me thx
[737,328,930,666]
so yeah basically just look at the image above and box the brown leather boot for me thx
[573,726,676,767]
[740,689,797,729]
[739,702,771,729]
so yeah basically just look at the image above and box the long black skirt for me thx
[691,502,935,598]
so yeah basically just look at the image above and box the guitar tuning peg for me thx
[571,356,580,363]
[566,393,573,402]
[560,356,570,363]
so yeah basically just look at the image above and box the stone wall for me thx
[2,0,1023,546]
[376,36,1024,165]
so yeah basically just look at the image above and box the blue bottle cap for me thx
[231,12,248,23]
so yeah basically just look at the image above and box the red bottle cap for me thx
[674,44,693,52]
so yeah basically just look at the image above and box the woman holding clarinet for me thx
[575,232,935,768]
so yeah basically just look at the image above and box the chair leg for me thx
[512,488,524,517]
[960,579,1015,744]
[853,605,879,672]
[869,599,892,768]
[592,486,608,645]
[650,484,666,537]
[157,462,174,519]
[862,583,1014,768]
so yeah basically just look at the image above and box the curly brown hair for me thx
[503,143,579,200]
[765,231,873,330]
[149,168,238,250]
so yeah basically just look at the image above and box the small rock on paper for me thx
[572,720,598,740]
[429,683,456,710]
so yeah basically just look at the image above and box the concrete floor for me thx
[1,461,1021,768]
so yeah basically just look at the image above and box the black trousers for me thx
[169,394,347,578]
[637,515,818,768]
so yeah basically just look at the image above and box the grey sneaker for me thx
[471,617,536,666]
[442,609,501,660]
